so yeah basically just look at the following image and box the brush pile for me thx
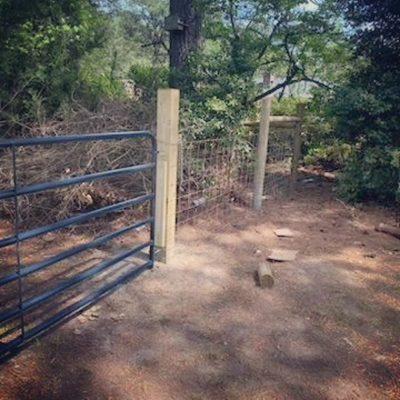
[0,101,155,229]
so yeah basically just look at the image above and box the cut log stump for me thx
[257,263,274,288]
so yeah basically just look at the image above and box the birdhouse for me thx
[165,15,185,31]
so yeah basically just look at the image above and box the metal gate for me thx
[0,131,156,361]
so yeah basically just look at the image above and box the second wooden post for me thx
[253,74,272,210]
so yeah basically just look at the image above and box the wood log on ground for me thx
[323,172,336,181]
[297,167,337,181]
[257,263,274,288]
[375,223,400,240]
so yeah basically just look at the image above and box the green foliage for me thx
[332,80,400,203]
[341,0,400,68]
[304,140,352,169]
[179,0,348,140]
[272,98,304,116]
[128,63,169,100]
[305,68,400,204]
[181,94,251,140]
[191,0,347,100]
[338,147,399,203]
[119,0,168,63]
[329,70,399,148]
[325,0,400,204]
[0,0,105,132]
[78,71,126,108]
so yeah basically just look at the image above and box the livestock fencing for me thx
[155,89,303,262]
[176,117,303,226]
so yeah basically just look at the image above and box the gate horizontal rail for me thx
[0,242,152,325]
[0,131,153,148]
[0,163,154,201]
[0,131,156,361]
[0,194,154,248]
[0,218,153,287]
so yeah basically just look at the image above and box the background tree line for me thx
[0,0,398,204]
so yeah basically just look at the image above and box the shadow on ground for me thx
[0,178,399,400]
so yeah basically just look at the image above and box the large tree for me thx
[169,0,202,87]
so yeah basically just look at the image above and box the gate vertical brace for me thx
[253,73,272,210]
[149,134,157,267]
[154,88,180,263]
[11,146,25,340]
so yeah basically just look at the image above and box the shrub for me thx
[128,63,169,101]
[272,97,305,117]
[78,71,126,109]
[338,147,399,203]
[304,140,353,170]
[0,0,105,133]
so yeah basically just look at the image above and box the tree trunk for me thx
[169,0,202,88]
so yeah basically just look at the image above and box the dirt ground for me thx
[0,177,399,400]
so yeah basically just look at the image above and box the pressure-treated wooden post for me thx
[155,88,180,263]
[253,74,272,210]
[291,104,305,190]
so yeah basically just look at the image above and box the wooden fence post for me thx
[155,88,180,263]
[291,104,305,191]
[253,74,272,210]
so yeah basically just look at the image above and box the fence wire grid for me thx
[264,129,295,199]
[177,138,254,225]
[177,128,296,225]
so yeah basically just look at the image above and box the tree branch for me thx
[254,75,332,102]
[256,17,285,61]
[244,4,261,33]
[228,0,240,40]
[301,75,332,90]
[141,37,169,53]
[254,77,300,102]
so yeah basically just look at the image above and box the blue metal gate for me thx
[0,131,156,361]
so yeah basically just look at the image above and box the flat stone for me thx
[274,228,295,238]
[268,249,298,262]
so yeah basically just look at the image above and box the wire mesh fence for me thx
[177,138,254,224]
[177,126,298,225]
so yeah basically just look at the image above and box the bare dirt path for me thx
[0,178,399,400]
